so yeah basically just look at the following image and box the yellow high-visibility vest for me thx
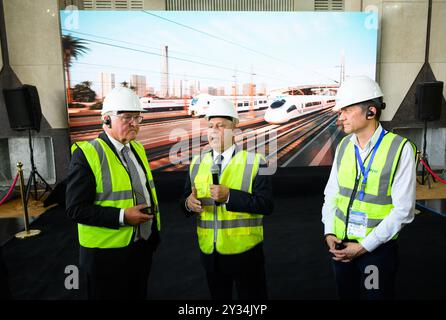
[190,147,264,254]
[71,138,160,248]
[334,132,415,241]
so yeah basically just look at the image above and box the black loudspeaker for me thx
[416,81,444,121]
[2,85,42,132]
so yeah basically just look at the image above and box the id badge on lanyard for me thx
[347,211,368,238]
[348,129,385,238]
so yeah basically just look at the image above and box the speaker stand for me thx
[419,120,436,187]
[24,129,52,204]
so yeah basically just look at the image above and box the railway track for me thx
[151,108,335,171]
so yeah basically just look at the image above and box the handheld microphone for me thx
[211,164,220,206]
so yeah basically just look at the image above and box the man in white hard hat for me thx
[181,99,274,300]
[66,87,161,299]
[321,76,417,299]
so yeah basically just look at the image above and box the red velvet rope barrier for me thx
[0,172,19,206]
[419,158,446,185]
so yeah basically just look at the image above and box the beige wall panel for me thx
[4,0,62,66]
[431,63,446,97]
[345,0,362,11]
[383,0,429,2]
[294,0,314,11]
[379,62,423,121]
[12,65,68,128]
[380,1,428,63]
[429,1,446,63]
[144,0,165,10]
[363,0,382,7]
[4,0,67,129]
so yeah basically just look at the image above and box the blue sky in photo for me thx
[60,10,378,96]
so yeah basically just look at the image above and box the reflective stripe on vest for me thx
[334,132,409,241]
[197,218,264,229]
[335,208,383,228]
[190,147,263,255]
[190,146,257,194]
[72,138,160,248]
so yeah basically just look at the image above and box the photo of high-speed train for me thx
[188,93,270,116]
[264,95,336,124]
[140,97,189,112]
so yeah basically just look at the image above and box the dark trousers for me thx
[206,265,268,300]
[203,244,268,300]
[332,240,398,300]
[81,239,154,300]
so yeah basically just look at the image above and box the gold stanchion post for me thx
[15,162,41,239]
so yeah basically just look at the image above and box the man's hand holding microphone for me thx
[210,163,229,205]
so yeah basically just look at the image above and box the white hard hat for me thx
[205,99,239,125]
[333,76,384,111]
[101,87,144,115]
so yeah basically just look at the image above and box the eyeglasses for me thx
[111,113,144,124]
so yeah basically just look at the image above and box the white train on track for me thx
[140,97,189,112]
[264,95,336,124]
[187,93,270,117]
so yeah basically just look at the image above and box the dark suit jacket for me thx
[66,132,160,270]
[180,149,274,273]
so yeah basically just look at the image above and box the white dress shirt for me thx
[105,132,151,226]
[321,124,416,252]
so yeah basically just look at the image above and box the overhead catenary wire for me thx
[62,29,296,84]
[65,35,295,84]
[71,62,242,84]
[63,12,337,86]
[62,29,239,67]
[142,11,340,84]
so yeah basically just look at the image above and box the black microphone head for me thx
[211,164,220,186]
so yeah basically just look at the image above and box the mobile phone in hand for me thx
[140,207,153,215]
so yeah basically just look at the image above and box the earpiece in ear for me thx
[366,108,375,119]
[104,117,112,128]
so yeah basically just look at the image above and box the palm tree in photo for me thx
[62,35,89,104]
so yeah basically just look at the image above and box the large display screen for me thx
[60,10,378,172]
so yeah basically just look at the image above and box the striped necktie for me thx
[121,146,151,240]
[215,154,224,174]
